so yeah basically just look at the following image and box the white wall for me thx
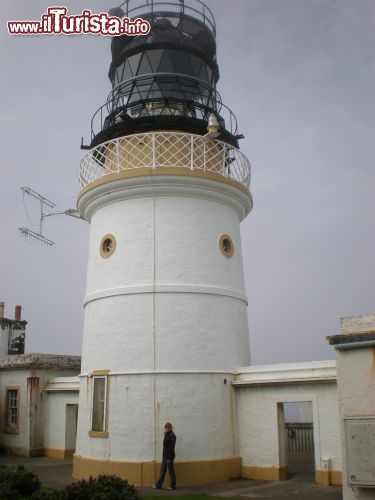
[0,371,31,454]
[44,377,79,453]
[77,172,251,466]
[235,362,341,476]
[80,180,251,374]
[0,363,80,456]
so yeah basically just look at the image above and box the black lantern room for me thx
[89,0,242,148]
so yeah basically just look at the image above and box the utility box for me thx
[345,417,375,487]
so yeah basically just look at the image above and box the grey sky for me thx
[1,0,374,364]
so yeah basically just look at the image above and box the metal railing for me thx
[118,0,216,36]
[90,73,238,140]
[79,132,250,190]
[286,423,314,452]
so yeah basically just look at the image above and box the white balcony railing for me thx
[79,132,251,190]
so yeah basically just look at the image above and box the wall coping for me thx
[0,353,81,371]
[44,376,80,392]
[233,360,336,386]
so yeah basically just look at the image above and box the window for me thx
[5,388,19,433]
[99,234,116,258]
[219,234,234,258]
[91,376,107,433]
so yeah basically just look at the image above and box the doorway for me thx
[279,402,315,480]
[65,404,78,455]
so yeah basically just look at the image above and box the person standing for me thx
[154,422,176,490]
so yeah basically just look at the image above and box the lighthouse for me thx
[74,0,252,486]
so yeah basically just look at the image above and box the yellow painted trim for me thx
[89,431,109,438]
[316,469,342,486]
[73,455,242,486]
[243,465,342,485]
[44,448,75,459]
[78,167,250,200]
[90,370,110,376]
[330,470,342,486]
[316,469,329,486]
[242,465,288,481]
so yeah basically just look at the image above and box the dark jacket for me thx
[162,430,176,460]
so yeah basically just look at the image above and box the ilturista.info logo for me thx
[7,7,151,36]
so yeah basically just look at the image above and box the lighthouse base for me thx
[73,454,242,486]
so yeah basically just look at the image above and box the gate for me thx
[286,422,314,452]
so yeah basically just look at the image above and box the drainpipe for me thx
[334,340,375,351]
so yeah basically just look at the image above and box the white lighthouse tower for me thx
[74,0,252,486]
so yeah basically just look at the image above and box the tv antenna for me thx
[19,187,81,246]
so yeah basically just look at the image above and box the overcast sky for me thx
[1,0,374,365]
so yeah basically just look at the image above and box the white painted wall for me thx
[340,314,375,333]
[235,362,341,474]
[76,171,251,465]
[77,372,237,461]
[44,377,79,452]
[0,371,30,454]
[0,361,80,456]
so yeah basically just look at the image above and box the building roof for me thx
[326,314,375,348]
[0,353,81,370]
[0,318,27,327]
[233,360,336,386]
[327,330,375,346]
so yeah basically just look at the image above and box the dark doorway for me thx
[284,402,315,480]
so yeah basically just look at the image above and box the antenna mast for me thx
[19,187,55,246]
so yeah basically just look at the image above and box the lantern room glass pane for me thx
[128,52,142,76]
[169,50,193,75]
[190,54,203,78]
[147,49,163,72]
[123,60,133,82]
[199,64,208,83]
[158,51,174,73]
[114,63,124,87]
[138,53,153,75]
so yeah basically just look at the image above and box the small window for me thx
[5,388,19,433]
[100,234,116,258]
[219,234,234,258]
[91,376,107,432]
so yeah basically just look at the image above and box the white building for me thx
[0,351,80,458]
[235,360,341,485]
[327,314,375,499]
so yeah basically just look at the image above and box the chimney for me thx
[0,302,4,319]
[15,305,22,321]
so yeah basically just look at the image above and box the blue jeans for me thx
[156,458,176,488]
